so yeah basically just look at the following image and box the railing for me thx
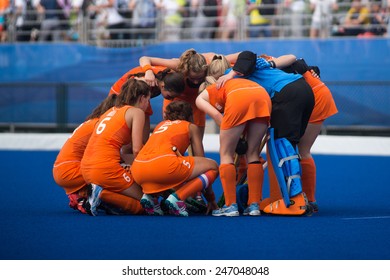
[3,3,389,47]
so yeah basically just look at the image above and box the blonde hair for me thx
[177,49,208,76]
[198,55,230,92]
[208,55,230,79]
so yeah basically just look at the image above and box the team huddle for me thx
[52,48,338,217]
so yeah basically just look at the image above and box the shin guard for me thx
[267,128,302,207]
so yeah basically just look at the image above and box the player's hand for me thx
[206,201,218,215]
[144,70,158,87]
[309,66,321,78]
[216,71,234,89]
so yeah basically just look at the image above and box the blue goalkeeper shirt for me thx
[227,57,302,98]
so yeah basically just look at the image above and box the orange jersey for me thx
[131,120,195,194]
[302,72,338,123]
[81,106,138,193]
[163,82,206,127]
[206,78,272,130]
[53,119,98,194]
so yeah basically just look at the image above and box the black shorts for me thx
[270,78,314,145]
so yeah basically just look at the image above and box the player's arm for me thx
[195,90,222,127]
[225,52,240,65]
[139,56,180,70]
[189,123,205,158]
[120,143,134,164]
[216,69,236,89]
[139,56,180,87]
[126,108,145,158]
[271,54,297,69]
[143,115,151,144]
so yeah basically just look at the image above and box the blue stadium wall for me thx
[1,38,390,127]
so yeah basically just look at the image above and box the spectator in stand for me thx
[155,0,187,41]
[190,0,219,40]
[333,0,370,36]
[36,0,63,41]
[387,0,390,37]
[57,0,73,38]
[247,0,275,38]
[88,0,126,41]
[0,0,11,42]
[283,0,307,37]
[219,0,246,39]
[67,0,88,41]
[129,0,157,42]
[365,0,387,36]
[309,0,338,38]
[14,0,41,41]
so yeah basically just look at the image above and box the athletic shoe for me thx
[243,203,261,216]
[309,201,319,213]
[84,184,103,216]
[140,194,164,216]
[212,203,239,217]
[165,193,188,217]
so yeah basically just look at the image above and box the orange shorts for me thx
[81,164,134,193]
[303,72,338,124]
[310,84,338,124]
[52,161,86,195]
[131,154,195,194]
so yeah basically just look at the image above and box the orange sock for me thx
[219,163,237,206]
[100,189,144,215]
[175,170,218,201]
[301,157,316,202]
[247,162,263,205]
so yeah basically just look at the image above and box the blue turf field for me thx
[0,149,389,260]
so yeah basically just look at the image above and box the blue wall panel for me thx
[1,38,389,127]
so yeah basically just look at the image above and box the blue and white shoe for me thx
[85,184,103,216]
[165,193,188,217]
[212,203,239,217]
[243,203,261,216]
[140,194,164,216]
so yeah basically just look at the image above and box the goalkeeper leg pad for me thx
[262,192,310,216]
[267,128,302,207]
